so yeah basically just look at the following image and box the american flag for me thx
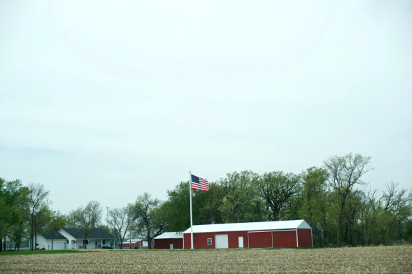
[191,174,209,191]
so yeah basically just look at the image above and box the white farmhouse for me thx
[37,228,116,250]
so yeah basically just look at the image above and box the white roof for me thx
[183,220,311,234]
[154,232,183,239]
[121,239,144,244]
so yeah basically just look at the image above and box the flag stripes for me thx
[191,174,209,191]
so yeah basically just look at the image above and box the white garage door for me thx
[215,234,228,249]
[50,241,66,250]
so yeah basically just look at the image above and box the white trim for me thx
[296,228,299,248]
[183,220,311,234]
[311,228,313,247]
[154,232,183,240]
[240,229,296,234]
[271,231,274,248]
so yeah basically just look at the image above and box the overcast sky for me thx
[1,0,411,215]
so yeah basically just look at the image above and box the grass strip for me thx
[0,250,97,256]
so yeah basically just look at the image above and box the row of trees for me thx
[1,153,411,251]
[104,153,412,248]
[0,179,65,251]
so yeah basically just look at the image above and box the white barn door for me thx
[238,237,244,248]
[215,234,228,249]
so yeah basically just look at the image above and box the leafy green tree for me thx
[219,171,265,223]
[0,178,12,251]
[21,183,50,250]
[343,190,363,245]
[256,171,300,221]
[160,181,224,232]
[0,179,29,251]
[160,182,190,232]
[195,182,224,225]
[299,167,330,246]
[47,211,66,250]
[379,183,411,244]
[324,153,372,246]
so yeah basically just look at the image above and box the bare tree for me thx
[380,182,411,244]
[129,193,165,249]
[324,153,371,246]
[72,201,102,249]
[107,207,132,249]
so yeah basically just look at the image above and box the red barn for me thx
[183,219,312,249]
[120,239,146,249]
[154,232,183,249]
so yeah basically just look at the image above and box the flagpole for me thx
[189,171,194,249]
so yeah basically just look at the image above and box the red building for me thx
[154,232,183,249]
[183,220,312,249]
[120,239,146,249]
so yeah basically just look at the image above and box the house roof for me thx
[154,232,183,240]
[61,228,116,239]
[41,232,67,240]
[183,220,311,234]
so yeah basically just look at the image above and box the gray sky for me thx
[1,0,411,214]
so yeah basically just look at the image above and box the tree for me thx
[195,182,224,225]
[299,167,330,246]
[256,171,300,221]
[324,153,372,246]
[107,207,132,249]
[160,182,191,232]
[160,181,224,232]
[379,183,411,244]
[71,201,102,249]
[47,211,66,250]
[21,183,50,250]
[219,171,265,223]
[129,193,164,249]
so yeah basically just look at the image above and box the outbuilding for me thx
[154,232,183,249]
[183,219,312,249]
[120,239,147,249]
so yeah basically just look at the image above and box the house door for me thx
[238,237,244,248]
[170,244,174,249]
[215,234,229,249]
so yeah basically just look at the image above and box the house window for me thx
[207,238,212,245]
[103,240,106,244]
[67,240,69,244]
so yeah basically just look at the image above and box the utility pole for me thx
[106,207,109,224]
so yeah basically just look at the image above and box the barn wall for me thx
[121,242,141,249]
[298,229,312,247]
[184,228,313,249]
[248,232,272,248]
[184,231,248,249]
[273,230,297,248]
[155,238,183,249]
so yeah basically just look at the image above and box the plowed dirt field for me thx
[1,245,411,273]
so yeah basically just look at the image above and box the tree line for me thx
[1,153,411,251]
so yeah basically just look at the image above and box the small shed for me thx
[120,239,147,249]
[183,219,312,249]
[154,232,183,249]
